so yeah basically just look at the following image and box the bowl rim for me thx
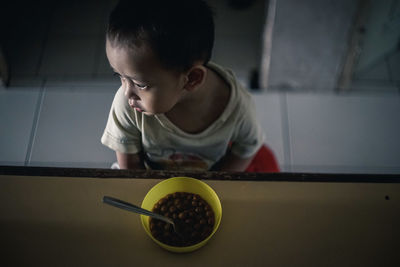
[140,176,222,252]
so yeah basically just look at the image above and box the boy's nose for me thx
[124,84,140,100]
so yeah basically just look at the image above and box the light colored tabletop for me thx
[0,174,399,267]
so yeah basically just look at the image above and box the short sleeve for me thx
[101,87,142,154]
[230,97,265,158]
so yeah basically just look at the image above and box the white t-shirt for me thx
[101,62,264,170]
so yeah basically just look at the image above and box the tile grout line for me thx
[24,1,54,166]
[24,79,46,166]
[279,92,292,171]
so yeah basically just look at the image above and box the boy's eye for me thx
[113,72,148,90]
[135,84,148,90]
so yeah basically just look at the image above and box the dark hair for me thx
[107,0,215,72]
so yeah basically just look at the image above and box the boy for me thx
[101,0,264,171]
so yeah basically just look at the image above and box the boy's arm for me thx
[215,150,254,172]
[116,151,145,170]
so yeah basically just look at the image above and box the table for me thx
[0,166,399,266]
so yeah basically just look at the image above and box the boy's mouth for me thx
[128,99,144,112]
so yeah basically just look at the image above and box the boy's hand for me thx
[116,151,145,170]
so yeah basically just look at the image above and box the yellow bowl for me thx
[141,177,222,253]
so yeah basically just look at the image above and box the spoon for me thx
[102,196,181,235]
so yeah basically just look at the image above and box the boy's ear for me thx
[184,65,207,91]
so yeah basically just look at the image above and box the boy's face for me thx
[106,39,187,115]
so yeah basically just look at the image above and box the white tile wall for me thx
[2,85,400,173]
[0,87,42,165]
[287,93,400,173]
[252,93,286,170]
[29,85,116,168]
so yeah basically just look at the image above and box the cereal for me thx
[150,192,215,247]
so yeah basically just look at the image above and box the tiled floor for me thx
[0,87,42,165]
[287,93,400,173]
[1,82,400,173]
[29,84,117,168]
[1,0,400,174]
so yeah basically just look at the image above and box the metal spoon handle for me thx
[102,196,173,224]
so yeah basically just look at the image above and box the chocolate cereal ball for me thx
[150,192,215,247]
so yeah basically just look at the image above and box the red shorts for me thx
[245,145,280,173]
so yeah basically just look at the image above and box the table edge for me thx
[0,166,399,183]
